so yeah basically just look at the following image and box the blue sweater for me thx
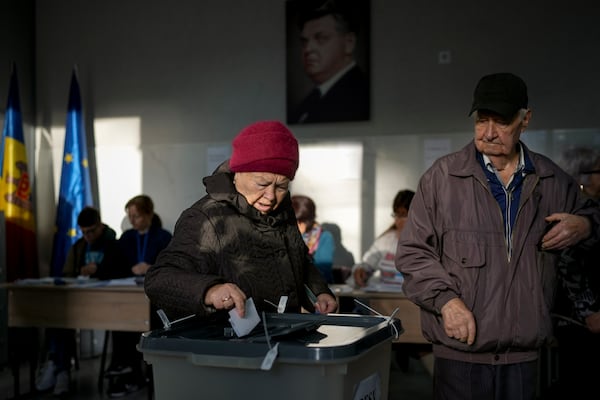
[119,225,172,273]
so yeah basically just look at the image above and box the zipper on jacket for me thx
[508,175,540,263]
[504,187,515,262]
[475,175,512,263]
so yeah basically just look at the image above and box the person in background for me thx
[144,120,337,321]
[396,72,600,400]
[549,147,600,399]
[292,194,335,283]
[288,0,369,124]
[346,189,432,374]
[560,147,600,200]
[119,194,173,278]
[62,207,130,280]
[350,189,414,288]
[105,195,172,398]
[320,222,355,283]
[36,207,129,396]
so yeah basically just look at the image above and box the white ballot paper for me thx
[228,297,261,337]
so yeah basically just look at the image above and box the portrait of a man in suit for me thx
[286,0,370,124]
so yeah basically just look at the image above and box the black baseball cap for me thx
[469,73,528,120]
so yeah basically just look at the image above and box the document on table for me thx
[363,282,403,293]
[104,277,138,286]
[15,276,98,285]
[13,276,138,287]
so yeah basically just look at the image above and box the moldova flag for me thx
[0,64,39,281]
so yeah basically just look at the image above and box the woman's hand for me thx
[353,267,370,287]
[585,311,600,333]
[204,283,247,317]
[315,293,338,314]
[131,261,151,275]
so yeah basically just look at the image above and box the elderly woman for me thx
[144,120,337,320]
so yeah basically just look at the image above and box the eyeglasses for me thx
[81,224,100,235]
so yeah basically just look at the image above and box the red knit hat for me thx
[229,121,299,180]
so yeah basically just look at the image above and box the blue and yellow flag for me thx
[50,69,93,277]
[0,65,39,281]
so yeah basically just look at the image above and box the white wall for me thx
[292,143,364,260]
[5,0,598,275]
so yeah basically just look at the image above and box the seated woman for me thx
[349,189,414,289]
[292,194,335,284]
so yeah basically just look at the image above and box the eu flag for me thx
[0,64,39,281]
[50,69,93,277]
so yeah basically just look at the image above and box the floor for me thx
[1,349,433,400]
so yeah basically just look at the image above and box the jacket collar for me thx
[449,140,548,179]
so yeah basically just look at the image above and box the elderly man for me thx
[396,72,600,400]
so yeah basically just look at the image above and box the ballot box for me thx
[139,312,403,400]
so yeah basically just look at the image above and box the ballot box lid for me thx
[139,312,403,363]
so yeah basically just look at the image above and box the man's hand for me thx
[540,213,591,251]
[80,262,97,277]
[440,298,476,345]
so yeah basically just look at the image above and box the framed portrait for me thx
[286,0,371,124]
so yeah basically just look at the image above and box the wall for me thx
[0,1,35,185]
[2,0,600,275]
[0,0,36,280]
[0,1,34,124]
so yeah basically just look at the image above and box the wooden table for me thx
[330,284,428,344]
[3,282,151,397]
[5,283,150,332]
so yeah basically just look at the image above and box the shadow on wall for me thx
[321,222,355,283]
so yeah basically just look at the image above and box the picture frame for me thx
[286,0,371,124]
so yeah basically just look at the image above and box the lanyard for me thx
[136,232,149,263]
